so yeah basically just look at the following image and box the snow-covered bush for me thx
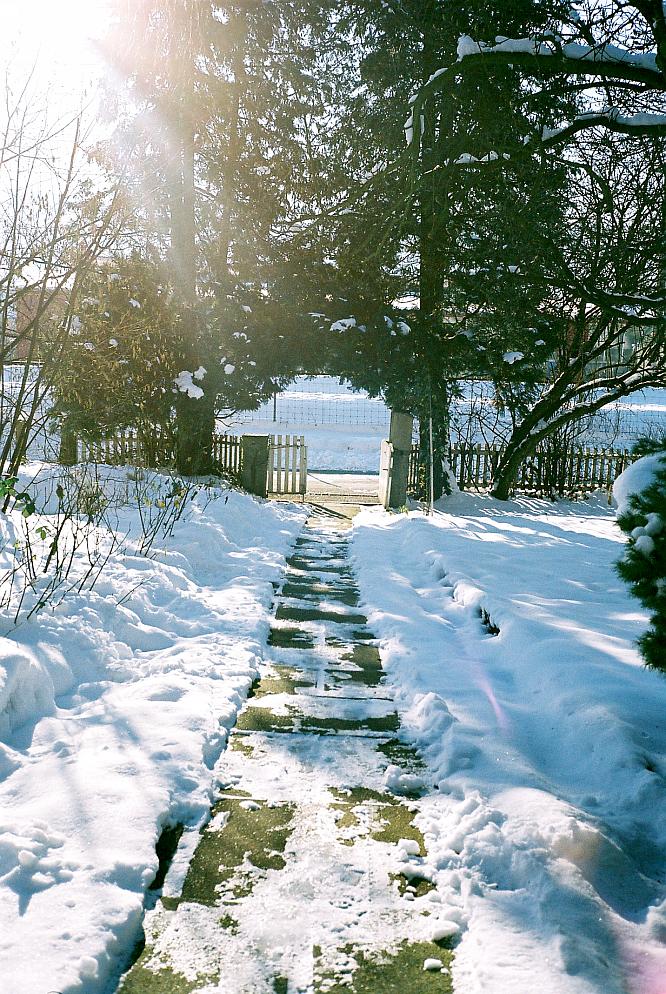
[615,437,666,671]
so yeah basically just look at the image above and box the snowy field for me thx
[224,376,666,474]
[1,371,666,993]
[0,466,306,993]
[351,492,666,994]
[221,377,390,473]
[4,368,666,473]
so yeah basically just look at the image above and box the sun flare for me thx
[1,0,110,102]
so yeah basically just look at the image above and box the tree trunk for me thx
[175,390,217,477]
[58,421,78,466]
[169,35,215,477]
[418,6,450,501]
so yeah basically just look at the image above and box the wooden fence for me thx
[267,434,307,495]
[78,430,174,467]
[212,433,242,475]
[408,442,635,499]
[77,430,242,477]
[76,430,308,496]
[407,443,421,494]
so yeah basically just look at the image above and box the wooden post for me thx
[58,423,78,466]
[299,435,307,495]
[241,435,270,498]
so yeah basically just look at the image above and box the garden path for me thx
[119,506,453,994]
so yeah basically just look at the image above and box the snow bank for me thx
[0,470,306,994]
[352,494,666,993]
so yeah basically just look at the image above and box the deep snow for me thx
[2,451,666,993]
[0,467,306,993]
[351,493,666,994]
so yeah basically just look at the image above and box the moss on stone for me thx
[229,736,254,756]
[281,582,360,606]
[119,952,218,994]
[300,712,400,735]
[376,739,426,771]
[178,797,295,905]
[276,605,368,626]
[252,666,313,698]
[235,708,296,733]
[268,626,315,649]
[390,873,436,898]
[314,941,453,993]
[329,787,425,855]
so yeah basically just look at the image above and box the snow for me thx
[449,383,666,450]
[613,453,666,513]
[222,376,392,472]
[174,370,204,400]
[330,317,357,333]
[352,493,666,993]
[544,110,666,143]
[423,957,444,971]
[456,33,659,72]
[502,351,524,364]
[0,469,306,993]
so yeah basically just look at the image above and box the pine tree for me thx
[100,1,334,472]
[616,439,666,670]
[293,0,570,496]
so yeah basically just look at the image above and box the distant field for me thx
[224,376,666,472]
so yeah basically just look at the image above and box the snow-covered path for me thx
[119,510,455,993]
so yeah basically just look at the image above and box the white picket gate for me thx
[267,434,307,496]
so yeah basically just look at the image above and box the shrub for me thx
[615,437,666,671]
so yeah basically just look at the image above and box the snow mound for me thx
[0,476,306,993]
[613,452,666,513]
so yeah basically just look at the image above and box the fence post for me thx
[240,435,270,498]
[379,440,393,508]
[58,423,78,466]
[381,411,413,509]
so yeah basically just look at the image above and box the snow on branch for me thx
[456,34,660,74]
[407,32,666,155]
[410,34,664,140]
[542,108,666,143]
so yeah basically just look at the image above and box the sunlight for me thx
[0,0,109,103]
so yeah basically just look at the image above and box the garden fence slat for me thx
[410,441,636,499]
[299,435,307,494]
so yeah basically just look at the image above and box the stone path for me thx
[119,508,453,993]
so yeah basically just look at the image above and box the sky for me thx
[0,0,110,118]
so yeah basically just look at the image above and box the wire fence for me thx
[230,376,391,429]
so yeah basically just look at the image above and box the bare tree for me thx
[0,73,125,479]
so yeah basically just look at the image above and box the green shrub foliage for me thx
[616,439,666,671]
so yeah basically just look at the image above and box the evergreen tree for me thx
[294,0,570,495]
[99,1,333,472]
[616,439,666,671]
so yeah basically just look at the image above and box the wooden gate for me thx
[267,434,307,496]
